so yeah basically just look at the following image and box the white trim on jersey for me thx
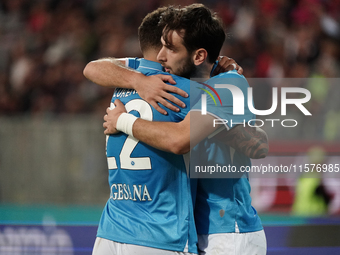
[138,65,163,72]
[123,58,129,67]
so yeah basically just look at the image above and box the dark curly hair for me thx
[160,4,225,64]
[138,7,168,53]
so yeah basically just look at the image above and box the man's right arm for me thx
[104,99,269,159]
[83,58,187,114]
[83,58,142,88]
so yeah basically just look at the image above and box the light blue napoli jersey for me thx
[191,70,263,234]
[97,59,200,253]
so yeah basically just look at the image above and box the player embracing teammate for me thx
[84,4,268,255]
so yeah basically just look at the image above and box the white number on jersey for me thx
[107,99,153,170]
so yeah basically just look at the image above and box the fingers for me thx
[103,122,109,135]
[103,117,117,135]
[213,56,243,76]
[104,127,113,135]
[114,99,123,107]
[137,74,189,113]
[161,86,187,108]
[164,84,189,98]
[158,97,180,112]
[237,65,243,75]
[212,56,226,75]
[213,64,222,76]
[150,94,185,115]
[222,57,235,71]
[103,103,120,134]
[161,92,186,108]
[152,87,187,113]
[158,74,176,84]
[150,101,168,115]
[223,57,243,74]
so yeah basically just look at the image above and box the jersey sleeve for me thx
[125,57,141,70]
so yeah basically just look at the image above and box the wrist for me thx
[116,113,138,137]
[131,72,144,91]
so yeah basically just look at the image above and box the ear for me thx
[192,48,208,66]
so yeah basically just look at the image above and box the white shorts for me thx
[197,230,267,255]
[92,237,197,255]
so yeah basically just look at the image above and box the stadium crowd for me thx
[0,0,339,139]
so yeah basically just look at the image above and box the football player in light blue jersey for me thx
[84,6,229,255]
[190,72,266,254]
[99,58,200,253]
[103,4,268,255]
[89,7,200,255]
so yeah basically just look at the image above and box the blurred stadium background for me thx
[0,0,340,254]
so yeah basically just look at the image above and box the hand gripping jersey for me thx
[97,59,199,253]
[191,70,263,235]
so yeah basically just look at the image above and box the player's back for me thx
[98,59,198,253]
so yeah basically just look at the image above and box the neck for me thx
[191,62,214,79]
[142,49,160,62]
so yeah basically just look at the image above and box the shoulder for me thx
[167,74,192,92]
[213,70,245,80]
[170,74,190,84]
[208,70,249,90]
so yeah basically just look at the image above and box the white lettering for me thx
[281,87,312,116]
[281,119,298,127]
[230,119,246,127]
[117,184,124,200]
[212,118,300,128]
[133,184,142,201]
[213,118,228,127]
[265,119,280,127]
[200,86,312,116]
[248,119,264,127]
[248,87,278,115]
[110,183,152,201]
[142,185,152,201]
[214,84,245,114]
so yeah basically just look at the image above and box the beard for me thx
[175,57,197,79]
[162,56,197,79]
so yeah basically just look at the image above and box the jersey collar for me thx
[137,58,163,73]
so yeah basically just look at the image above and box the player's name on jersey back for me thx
[110,183,152,201]
[113,88,137,98]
